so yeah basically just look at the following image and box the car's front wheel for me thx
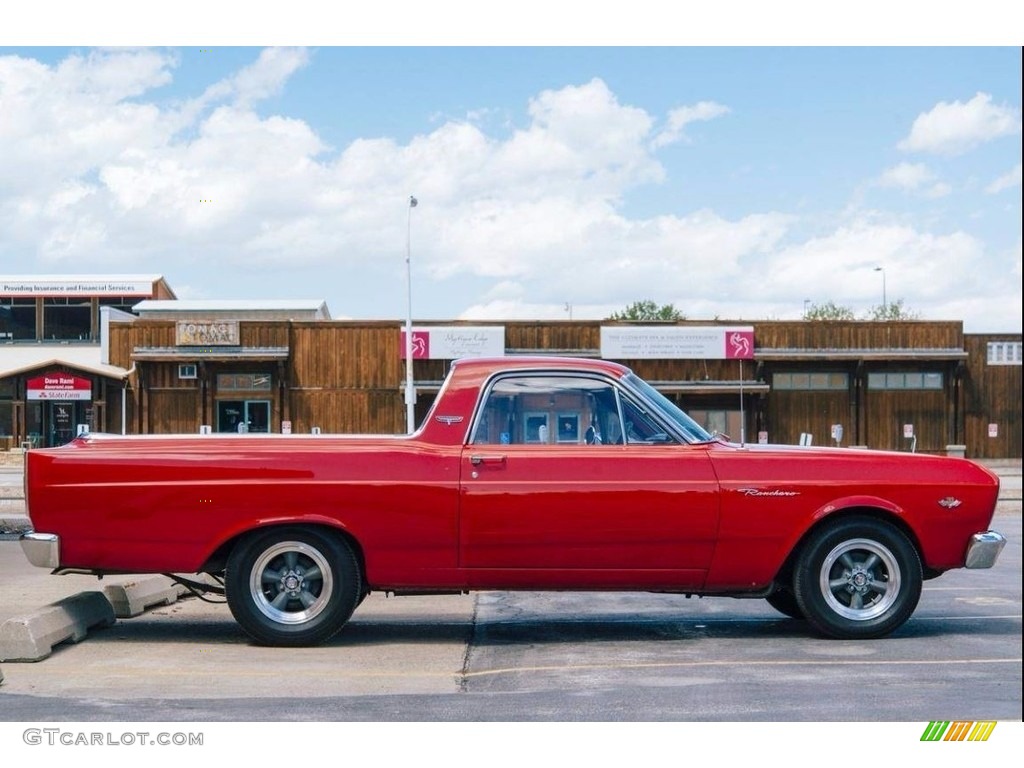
[226,527,361,647]
[792,517,922,639]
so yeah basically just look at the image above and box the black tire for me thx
[793,517,922,640]
[765,588,805,620]
[226,527,361,647]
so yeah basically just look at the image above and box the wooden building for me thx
[98,314,1021,460]
[3,274,1018,458]
[0,275,175,450]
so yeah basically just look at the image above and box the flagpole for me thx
[405,195,417,434]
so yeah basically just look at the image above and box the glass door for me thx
[217,400,270,433]
[245,401,269,433]
[49,401,79,446]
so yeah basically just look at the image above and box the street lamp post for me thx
[405,195,417,433]
[874,266,886,314]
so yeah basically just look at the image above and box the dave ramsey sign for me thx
[27,373,92,401]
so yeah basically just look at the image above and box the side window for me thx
[470,375,675,446]
[620,396,676,444]
[471,375,618,446]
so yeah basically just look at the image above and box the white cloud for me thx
[652,101,730,149]
[876,162,952,196]
[0,49,1019,334]
[898,92,1021,156]
[751,218,987,312]
[986,163,1022,194]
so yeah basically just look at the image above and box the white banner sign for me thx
[600,326,755,360]
[400,326,505,359]
[1,279,154,297]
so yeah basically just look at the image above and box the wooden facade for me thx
[99,318,1021,460]
[963,334,1023,459]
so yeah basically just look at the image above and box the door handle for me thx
[470,454,507,466]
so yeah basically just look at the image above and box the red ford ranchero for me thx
[21,357,1006,646]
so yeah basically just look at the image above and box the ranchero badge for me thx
[435,415,464,425]
[737,488,800,497]
[938,497,963,509]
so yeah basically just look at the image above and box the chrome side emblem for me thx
[435,415,464,425]
[938,497,963,509]
[737,488,800,497]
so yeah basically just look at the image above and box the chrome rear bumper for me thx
[20,532,60,569]
[964,531,1006,569]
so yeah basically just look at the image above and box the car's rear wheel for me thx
[793,517,922,639]
[765,588,804,619]
[226,527,361,647]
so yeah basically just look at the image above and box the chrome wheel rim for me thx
[250,541,334,626]
[819,538,901,621]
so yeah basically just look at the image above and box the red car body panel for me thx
[22,357,1001,596]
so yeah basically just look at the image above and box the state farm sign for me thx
[27,373,92,401]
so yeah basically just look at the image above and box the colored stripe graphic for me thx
[968,722,997,741]
[920,721,996,742]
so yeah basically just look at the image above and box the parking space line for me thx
[459,656,1023,679]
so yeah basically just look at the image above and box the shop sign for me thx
[177,320,240,346]
[1,278,154,297]
[600,326,755,360]
[400,326,505,360]
[27,373,92,401]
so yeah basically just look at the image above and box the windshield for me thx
[623,373,714,443]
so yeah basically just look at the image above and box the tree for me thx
[803,301,855,321]
[864,299,921,321]
[608,300,685,321]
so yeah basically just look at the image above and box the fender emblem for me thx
[435,415,464,425]
[737,488,800,497]
[938,497,962,509]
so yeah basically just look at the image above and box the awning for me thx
[0,345,129,380]
[756,347,968,361]
[648,380,771,395]
[132,346,290,362]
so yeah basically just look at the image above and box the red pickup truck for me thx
[21,356,1005,646]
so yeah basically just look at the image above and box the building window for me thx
[43,298,92,341]
[178,364,198,379]
[773,372,849,390]
[987,341,1022,366]
[98,296,143,314]
[0,400,12,439]
[0,298,38,340]
[867,372,944,390]
[688,409,743,440]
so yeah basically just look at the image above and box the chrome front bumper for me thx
[20,532,60,569]
[964,531,1007,569]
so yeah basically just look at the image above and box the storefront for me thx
[0,355,127,448]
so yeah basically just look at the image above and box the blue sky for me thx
[2,8,1021,331]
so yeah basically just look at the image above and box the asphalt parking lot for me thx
[0,465,1020,722]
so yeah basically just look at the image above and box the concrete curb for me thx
[103,576,193,618]
[0,591,116,662]
[0,576,201,665]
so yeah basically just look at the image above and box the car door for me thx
[458,373,719,589]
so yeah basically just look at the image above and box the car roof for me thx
[451,356,631,377]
